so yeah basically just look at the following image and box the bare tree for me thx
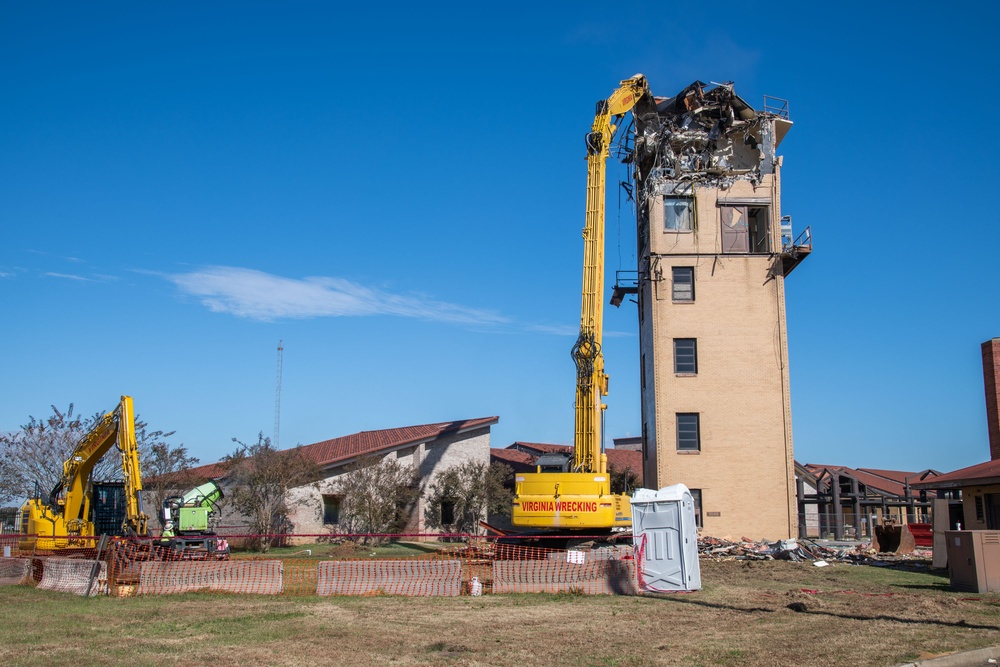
[424,461,513,535]
[0,404,89,502]
[0,402,187,506]
[336,456,419,544]
[222,433,320,552]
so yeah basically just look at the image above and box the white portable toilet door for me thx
[637,502,686,589]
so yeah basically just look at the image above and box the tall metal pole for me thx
[274,340,283,448]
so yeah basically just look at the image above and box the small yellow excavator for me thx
[20,395,149,551]
[511,75,655,532]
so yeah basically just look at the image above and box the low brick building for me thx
[167,417,498,538]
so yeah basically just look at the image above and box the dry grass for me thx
[1,559,999,667]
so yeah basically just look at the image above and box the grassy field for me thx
[1,559,998,667]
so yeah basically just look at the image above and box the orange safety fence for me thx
[0,533,641,597]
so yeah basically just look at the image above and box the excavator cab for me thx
[535,453,571,473]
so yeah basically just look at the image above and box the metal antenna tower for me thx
[274,339,283,448]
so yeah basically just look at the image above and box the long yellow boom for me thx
[573,74,650,475]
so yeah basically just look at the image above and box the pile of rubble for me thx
[698,536,933,564]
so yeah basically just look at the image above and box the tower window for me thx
[674,339,698,374]
[672,267,694,301]
[676,413,701,451]
[690,489,703,528]
[721,205,771,253]
[664,197,695,232]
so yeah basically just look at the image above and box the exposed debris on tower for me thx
[631,81,792,197]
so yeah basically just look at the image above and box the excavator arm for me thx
[116,397,147,536]
[512,75,652,531]
[22,395,148,548]
[57,395,147,536]
[573,74,652,475]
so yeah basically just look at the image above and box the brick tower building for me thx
[620,81,810,539]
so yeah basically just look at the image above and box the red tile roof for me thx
[911,459,1000,489]
[490,448,536,473]
[511,442,572,455]
[607,449,642,477]
[183,416,499,480]
[490,448,535,466]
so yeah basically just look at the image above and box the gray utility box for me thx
[631,484,701,592]
[945,530,1000,593]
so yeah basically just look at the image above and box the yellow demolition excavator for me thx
[20,395,149,550]
[511,75,654,532]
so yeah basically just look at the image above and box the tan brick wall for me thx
[640,172,797,540]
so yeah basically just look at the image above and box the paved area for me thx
[897,646,1000,666]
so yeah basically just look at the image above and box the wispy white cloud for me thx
[43,272,94,282]
[167,266,510,325]
[526,323,579,336]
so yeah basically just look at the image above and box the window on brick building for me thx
[322,494,341,525]
[676,413,700,451]
[440,500,455,525]
[690,488,703,528]
[721,205,770,253]
[674,338,697,374]
[672,267,694,301]
[664,197,695,232]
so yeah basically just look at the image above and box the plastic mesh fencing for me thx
[317,559,463,596]
[492,546,639,595]
[136,559,284,595]
[8,533,641,597]
[37,557,106,596]
[0,557,31,586]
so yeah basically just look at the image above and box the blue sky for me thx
[2,2,998,473]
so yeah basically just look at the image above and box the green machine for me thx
[158,481,230,559]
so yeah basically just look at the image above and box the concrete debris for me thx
[632,80,791,196]
[698,536,935,565]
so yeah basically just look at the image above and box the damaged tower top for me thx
[631,80,792,195]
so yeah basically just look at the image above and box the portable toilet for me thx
[631,484,701,592]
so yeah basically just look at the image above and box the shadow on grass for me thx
[784,603,1000,630]
[896,583,954,591]
[644,594,776,614]
[644,591,1000,630]
[393,542,450,554]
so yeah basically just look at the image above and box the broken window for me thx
[664,197,695,232]
[673,338,697,374]
[721,205,770,254]
[322,494,341,525]
[676,413,700,451]
[690,488,703,528]
[672,266,694,301]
